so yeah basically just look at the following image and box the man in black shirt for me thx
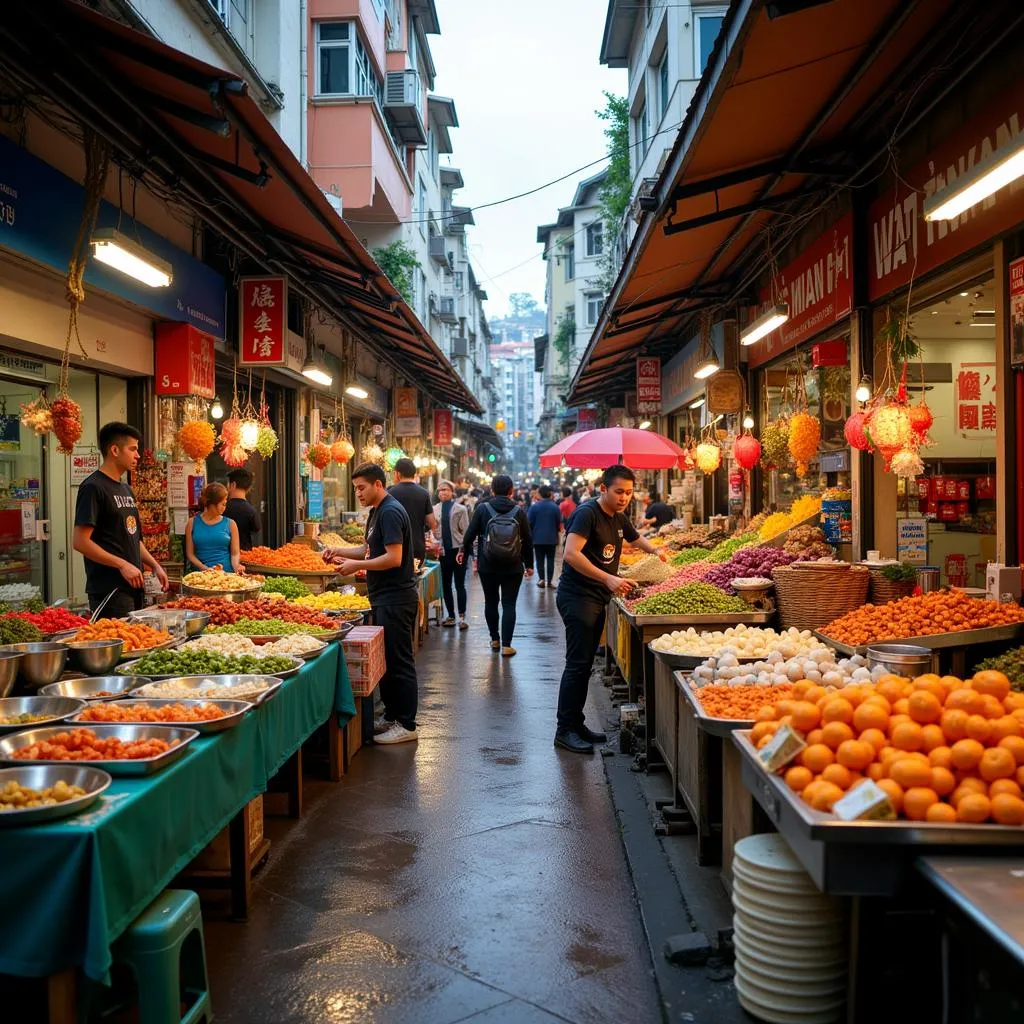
[73,422,168,618]
[224,468,262,550]
[329,463,419,745]
[388,458,437,564]
[554,464,666,754]
[644,493,675,530]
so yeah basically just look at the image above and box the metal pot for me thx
[866,644,933,678]
[0,643,69,689]
[917,567,941,593]
[67,639,124,676]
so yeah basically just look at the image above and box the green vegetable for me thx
[22,596,44,614]
[671,548,708,565]
[880,561,919,583]
[976,646,1024,691]
[125,649,296,676]
[0,616,43,645]
[259,576,311,599]
[706,534,758,564]
[208,618,330,636]
[630,582,749,617]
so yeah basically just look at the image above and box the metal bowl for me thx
[66,639,124,676]
[132,674,283,704]
[128,608,209,638]
[0,764,112,826]
[0,652,22,699]
[866,643,933,677]
[180,583,263,602]
[0,643,69,690]
[39,675,148,701]
[69,697,253,734]
[0,696,86,732]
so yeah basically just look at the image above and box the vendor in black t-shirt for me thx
[554,464,666,754]
[325,463,420,746]
[643,493,675,530]
[73,422,169,618]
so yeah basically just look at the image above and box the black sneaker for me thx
[554,731,594,754]
[577,723,607,744]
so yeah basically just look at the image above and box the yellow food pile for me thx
[293,592,370,611]
[758,495,822,541]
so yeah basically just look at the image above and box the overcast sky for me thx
[431,1,627,320]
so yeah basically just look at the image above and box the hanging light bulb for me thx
[855,375,872,404]
[210,397,224,420]
[437,458,448,471]
[742,409,755,430]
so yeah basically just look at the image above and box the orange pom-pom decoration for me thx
[305,441,332,470]
[177,420,216,462]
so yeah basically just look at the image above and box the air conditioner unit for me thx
[452,337,469,358]
[439,296,457,323]
[385,69,419,106]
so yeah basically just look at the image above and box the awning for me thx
[455,416,503,449]
[569,0,998,405]
[0,1,481,414]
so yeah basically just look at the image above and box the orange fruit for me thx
[757,734,774,749]
[806,728,825,746]
[903,787,939,821]
[908,690,942,724]
[863,694,893,714]
[775,699,797,719]
[836,739,874,772]
[778,715,794,729]
[859,728,888,753]
[965,715,992,743]
[1017,765,1024,788]
[980,695,1007,721]
[892,698,910,716]
[821,698,854,726]
[792,681,810,698]
[890,757,933,789]
[755,706,776,722]
[972,669,1011,701]
[866,762,886,781]
[955,775,988,794]
[919,724,946,752]
[990,793,1024,826]
[800,744,835,774]
[930,766,956,797]
[821,721,855,750]
[926,802,958,823]
[940,675,963,691]
[990,716,1022,742]
[946,688,984,714]
[914,675,948,701]
[999,735,1024,766]
[751,721,779,744]
[784,765,813,792]
[950,738,985,771]
[940,709,969,743]
[957,792,992,823]
[877,676,909,705]
[1004,693,1024,712]
[988,778,1023,799]
[791,701,822,733]
[929,746,954,769]
[810,781,845,812]
[888,714,912,733]
[853,702,889,734]
[821,763,853,790]
[891,721,924,752]
[876,778,904,814]
[979,747,1017,782]
[803,685,827,705]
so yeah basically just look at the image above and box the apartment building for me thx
[489,341,538,475]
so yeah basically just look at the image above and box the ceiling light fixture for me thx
[301,346,333,387]
[345,383,369,400]
[741,303,789,346]
[925,133,1024,222]
[960,291,969,297]
[210,397,224,420]
[689,397,705,409]
[638,420,652,430]
[91,228,172,288]
[855,375,872,403]
[693,355,721,380]
[968,322,996,328]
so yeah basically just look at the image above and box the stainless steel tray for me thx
[69,698,253,734]
[132,675,283,705]
[180,582,264,602]
[675,672,755,738]
[39,676,149,701]
[0,724,199,776]
[240,562,339,579]
[814,622,1024,657]
[0,696,86,733]
[120,654,303,681]
[617,603,774,627]
[0,764,112,826]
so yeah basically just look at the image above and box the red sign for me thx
[868,85,1024,302]
[577,408,598,431]
[636,357,662,413]
[955,361,997,437]
[154,323,216,398]
[239,276,287,366]
[433,409,453,446]
[747,213,853,369]
[1011,256,1024,366]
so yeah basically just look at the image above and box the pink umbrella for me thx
[538,427,686,469]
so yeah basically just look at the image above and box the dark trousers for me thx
[373,600,419,730]
[88,588,143,618]
[555,591,607,733]
[479,571,523,646]
[439,550,467,617]
[534,544,556,582]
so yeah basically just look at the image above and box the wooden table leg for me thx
[48,969,77,1024]
[229,808,252,922]
[328,714,344,780]
[285,748,303,819]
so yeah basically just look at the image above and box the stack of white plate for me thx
[731,834,848,1023]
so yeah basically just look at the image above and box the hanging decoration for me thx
[864,400,913,470]
[384,446,407,471]
[843,410,872,452]
[361,440,385,466]
[305,440,332,470]
[732,431,762,471]
[694,441,721,474]
[760,418,789,469]
[330,397,354,464]
[788,412,821,478]
[238,370,261,451]
[889,446,924,479]
[908,398,934,441]
[254,375,279,459]
[20,394,53,437]
[177,420,216,464]
[217,367,249,467]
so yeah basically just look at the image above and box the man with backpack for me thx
[461,474,533,657]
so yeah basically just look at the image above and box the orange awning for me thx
[1,0,481,413]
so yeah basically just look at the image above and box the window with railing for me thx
[315,22,383,107]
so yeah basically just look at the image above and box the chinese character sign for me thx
[433,409,453,446]
[1012,256,1024,367]
[636,357,661,414]
[155,323,215,397]
[955,362,997,438]
[239,277,287,366]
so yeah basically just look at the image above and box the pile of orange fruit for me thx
[818,590,1024,647]
[70,619,171,653]
[693,683,796,720]
[749,669,1024,825]
[242,545,332,572]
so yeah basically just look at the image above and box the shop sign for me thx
[747,213,853,370]
[0,134,225,339]
[0,352,45,379]
[167,463,191,507]
[20,503,34,541]
[637,357,662,413]
[284,330,306,375]
[661,326,724,411]
[433,409,453,446]
[897,518,928,564]
[239,277,287,366]
[154,323,216,398]
[395,387,420,435]
[706,370,745,415]
[577,408,598,431]
[307,480,324,520]
[1011,256,1024,367]
[70,451,100,485]
[868,86,1024,301]
[954,361,997,437]
[396,415,421,437]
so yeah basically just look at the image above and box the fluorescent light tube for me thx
[689,397,705,409]
[91,228,172,288]
[741,303,789,346]
[693,357,721,379]
[925,135,1024,222]
[345,384,369,399]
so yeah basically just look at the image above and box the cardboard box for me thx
[343,625,386,696]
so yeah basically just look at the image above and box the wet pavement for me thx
[206,570,663,1023]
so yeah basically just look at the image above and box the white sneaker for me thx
[375,722,419,744]
[373,716,394,735]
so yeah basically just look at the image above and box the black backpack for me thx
[482,504,522,567]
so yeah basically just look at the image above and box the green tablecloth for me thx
[0,642,355,982]
[419,561,441,610]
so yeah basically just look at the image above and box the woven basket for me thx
[868,572,917,606]
[771,564,869,631]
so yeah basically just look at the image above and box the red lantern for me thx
[844,411,872,452]
[678,448,695,471]
[908,401,934,440]
[733,432,762,470]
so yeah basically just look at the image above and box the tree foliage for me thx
[372,240,420,306]
[596,91,631,290]
[508,292,540,320]
[552,310,575,374]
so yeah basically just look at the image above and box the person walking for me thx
[186,483,245,574]
[528,484,562,588]
[330,463,419,745]
[554,465,666,754]
[73,421,168,617]
[462,474,533,657]
[388,457,437,565]
[224,468,262,550]
[558,487,576,529]
[433,479,470,629]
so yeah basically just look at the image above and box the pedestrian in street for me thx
[389,457,437,566]
[462,474,533,657]
[559,487,576,529]
[224,468,262,550]
[330,463,420,745]
[528,484,562,588]
[554,465,667,754]
[73,421,169,617]
[185,483,246,574]
[433,479,470,629]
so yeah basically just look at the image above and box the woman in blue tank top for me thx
[186,483,244,574]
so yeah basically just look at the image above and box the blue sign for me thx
[0,134,226,339]
[307,480,324,520]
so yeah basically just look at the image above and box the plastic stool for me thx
[111,889,213,1024]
